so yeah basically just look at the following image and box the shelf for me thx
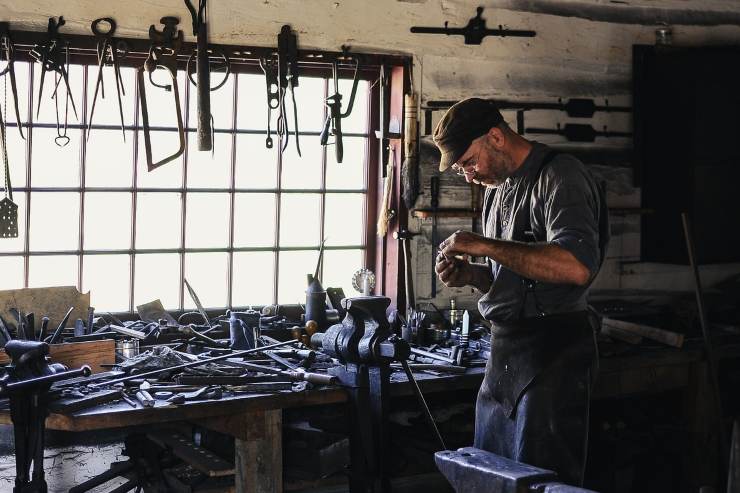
[412,208,480,219]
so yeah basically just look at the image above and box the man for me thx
[433,98,608,486]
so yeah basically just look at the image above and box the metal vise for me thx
[311,296,411,493]
[312,295,410,367]
[1,340,91,493]
[435,447,598,493]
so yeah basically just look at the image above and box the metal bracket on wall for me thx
[410,7,536,45]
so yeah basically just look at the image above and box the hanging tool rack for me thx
[7,27,408,83]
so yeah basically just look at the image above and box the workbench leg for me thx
[234,409,282,493]
[683,361,719,493]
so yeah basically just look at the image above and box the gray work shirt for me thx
[478,143,603,323]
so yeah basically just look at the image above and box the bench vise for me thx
[1,340,91,492]
[435,447,598,493]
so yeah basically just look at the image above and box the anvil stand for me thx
[313,296,445,493]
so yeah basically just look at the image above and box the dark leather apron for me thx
[474,151,609,485]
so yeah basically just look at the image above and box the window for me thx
[1,59,373,312]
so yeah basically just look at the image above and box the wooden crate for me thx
[0,339,115,374]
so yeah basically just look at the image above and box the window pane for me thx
[278,249,319,304]
[33,63,84,125]
[234,134,277,189]
[279,194,320,247]
[85,129,134,187]
[85,66,137,127]
[185,193,229,248]
[31,128,80,187]
[0,194,26,253]
[233,193,275,247]
[295,76,326,132]
[338,79,369,134]
[236,74,276,130]
[134,253,180,310]
[184,252,228,309]
[323,249,364,297]
[188,73,234,130]
[135,130,184,188]
[5,62,29,125]
[233,251,274,306]
[83,254,130,312]
[6,120,27,187]
[84,192,131,250]
[0,256,24,290]
[280,136,322,190]
[324,193,365,246]
[137,70,187,129]
[29,192,79,251]
[135,192,181,249]
[29,255,77,288]
[186,133,231,189]
[326,137,366,189]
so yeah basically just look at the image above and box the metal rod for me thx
[90,339,298,387]
[400,360,446,450]
[410,347,455,365]
[681,212,729,469]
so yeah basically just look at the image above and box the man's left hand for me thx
[439,230,488,258]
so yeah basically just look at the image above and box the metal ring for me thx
[186,49,231,91]
[55,135,70,147]
[91,18,116,37]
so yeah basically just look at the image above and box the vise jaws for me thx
[435,447,598,493]
[1,340,91,492]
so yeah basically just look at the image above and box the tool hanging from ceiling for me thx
[30,17,78,147]
[320,46,360,164]
[0,64,18,238]
[259,25,301,158]
[0,23,25,140]
[410,7,536,45]
[87,18,127,142]
[138,16,186,171]
[184,0,212,152]
[277,24,301,157]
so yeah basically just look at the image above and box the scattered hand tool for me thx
[181,324,227,347]
[118,390,138,408]
[430,176,440,297]
[410,6,536,45]
[46,306,75,344]
[277,24,300,156]
[90,339,300,388]
[135,388,155,408]
[320,48,360,163]
[87,18,127,142]
[25,313,34,340]
[183,278,211,327]
[184,0,212,151]
[0,64,18,238]
[138,16,185,171]
[0,23,25,140]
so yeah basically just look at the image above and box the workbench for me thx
[0,343,736,493]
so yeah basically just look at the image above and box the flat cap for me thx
[433,98,504,171]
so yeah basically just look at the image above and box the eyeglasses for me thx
[451,143,481,177]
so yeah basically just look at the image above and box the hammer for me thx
[393,229,420,317]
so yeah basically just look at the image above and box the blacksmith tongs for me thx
[320,51,360,164]
[87,18,127,142]
[0,23,25,140]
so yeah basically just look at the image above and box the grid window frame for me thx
[1,56,377,312]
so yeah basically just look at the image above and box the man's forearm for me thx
[466,262,493,293]
[476,239,590,286]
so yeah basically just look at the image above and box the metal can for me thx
[116,339,140,359]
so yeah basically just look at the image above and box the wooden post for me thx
[234,409,283,493]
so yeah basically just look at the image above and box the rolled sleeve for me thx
[538,160,601,276]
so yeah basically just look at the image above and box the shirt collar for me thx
[506,142,547,184]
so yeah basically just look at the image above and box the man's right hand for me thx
[435,253,471,288]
